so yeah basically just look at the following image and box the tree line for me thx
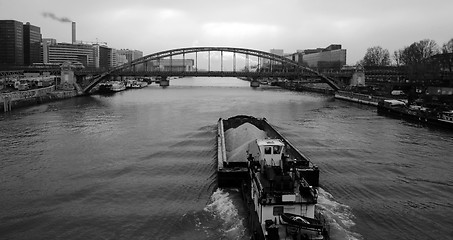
[360,38,453,68]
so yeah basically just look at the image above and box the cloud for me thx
[203,22,279,37]
[201,22,281,47]
[42,12,72,23]
[156,8,184,20]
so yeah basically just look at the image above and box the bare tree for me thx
[442,38,453,53]
[420,39,439,59]
[362,46,391,66]
[400,39,440,65]
[393,49,404,66]
[440,38,453,72]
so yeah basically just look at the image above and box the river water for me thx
[1,77,452,240]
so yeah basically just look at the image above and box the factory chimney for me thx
[72,22,76,44]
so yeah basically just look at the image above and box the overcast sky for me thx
[1,0,452,65]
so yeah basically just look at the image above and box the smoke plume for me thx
[42,12,72,23]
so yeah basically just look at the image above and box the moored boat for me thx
[126,79,149,89]
[97,82,113,94]
[438,110,453,123]
[431,110,453,130]
[98,81,126,94]
[110,81,126,92]
[131,80,148,88]
[125,79,135,88]
[377,99,453,130]
[217,115,329,240]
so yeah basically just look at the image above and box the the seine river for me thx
[1,77,452,240]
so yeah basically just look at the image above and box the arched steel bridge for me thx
[82,47,340,93]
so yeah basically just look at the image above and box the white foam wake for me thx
[204,188,247,240]
[317,188,363,240]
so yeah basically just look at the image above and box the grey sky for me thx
[1,0,452,64]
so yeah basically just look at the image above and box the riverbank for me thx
[1,88,80,112]
[278,82,336,95]
[278,82,387,106]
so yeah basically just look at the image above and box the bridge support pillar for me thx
[250,79,260,88]
[159,77,169,87]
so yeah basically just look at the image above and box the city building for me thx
[23,22,42,65]
[284,50,304,62]
[116,49,143,63]
[44,42,132,70]
[299,44,346,70]
[1,19,144,71]
[0,20,24,66]
[270,49,284,56]
[117,54,128,65]
[42,38,57,63]
[46,42,96,68]
[93,44,112,71]
[112,49,128,67]
[263,45,346,71]
[42,38,57,45]
[261,49,286,67]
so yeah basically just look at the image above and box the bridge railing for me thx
[106,70,320,77]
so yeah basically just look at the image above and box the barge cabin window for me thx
[264,145,282,155]
[273,206,283,216]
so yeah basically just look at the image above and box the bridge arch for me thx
[83,47,339,93]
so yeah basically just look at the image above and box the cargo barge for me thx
[217,115,329,240]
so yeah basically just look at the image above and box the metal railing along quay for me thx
[1,86,55,112]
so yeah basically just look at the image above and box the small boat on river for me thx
[217,115,329,240]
